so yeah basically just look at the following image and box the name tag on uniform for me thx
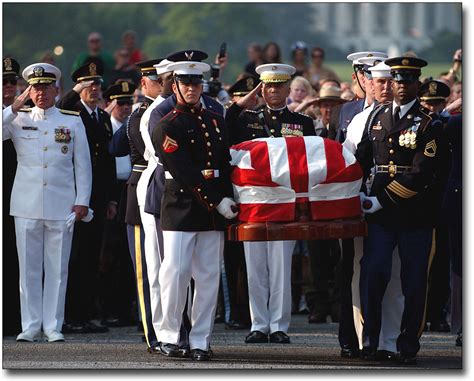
[281,123,303,137]
[246,123,263,130]
[372,121,383,130]
[55,127,72,144]
[22,126,38,130]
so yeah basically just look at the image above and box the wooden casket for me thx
[226,136,367,241]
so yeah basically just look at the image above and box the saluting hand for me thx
[73,80,94,94]
[236,81,262,110]
[11,85,32,113]
[104,99,118,115]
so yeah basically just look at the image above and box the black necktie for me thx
[393,106,400,123]
[91,110,98,123]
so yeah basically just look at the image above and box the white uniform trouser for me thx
[15,217,73,333]
[139,205,163,338]
[159,230,223,350]
[244,240,296,334]
[352,237,404,351]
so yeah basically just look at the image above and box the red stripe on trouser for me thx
[238,203,296,222]
[310,196,361,220]
[285,137,309,203]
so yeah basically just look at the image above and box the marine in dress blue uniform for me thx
[356,57,442,365]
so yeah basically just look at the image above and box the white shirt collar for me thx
[393,98,417,119]
[80,99,98,116]
[32,105,57,120]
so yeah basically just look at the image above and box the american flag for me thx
[230,136,363,222]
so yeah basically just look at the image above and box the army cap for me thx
[385,56,427,82]
[418,79,450,102]
[71,61,104,83]
[136,58,165,79]
[103,80,136,103]
[3,57,20,78]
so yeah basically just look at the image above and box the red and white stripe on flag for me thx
[230,136,363,222]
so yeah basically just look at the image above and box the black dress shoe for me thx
[397,352,417,365]
[85,321,109,333]
[147,344,161,354]
[179,345,191,358]
[430,320,451,332]
[340,345,360,358]
[360,346,377,360]
[190,348,212,361]
[62,322,90,334]
[455,333,462,347]
[376,350,397,361]
[245,330,268,343]
[159,342,181,357]
[308,312,327,324]
[269,331,290,344]
[225,320,249,330]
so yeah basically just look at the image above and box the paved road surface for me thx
[2,315,462,370]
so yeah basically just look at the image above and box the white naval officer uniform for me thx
[343,61,404,352]
[2,103,92,338]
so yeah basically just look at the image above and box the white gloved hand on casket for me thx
[216,197,238,219]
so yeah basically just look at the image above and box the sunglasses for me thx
[3,78,18,86]
[176,75,203,85]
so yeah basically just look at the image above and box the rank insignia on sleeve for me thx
[163,135,178,153]
[424,139,437,157]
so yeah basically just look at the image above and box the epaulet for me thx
[160,108,179,123]
[18,108,32,112]
[59,109,80,116]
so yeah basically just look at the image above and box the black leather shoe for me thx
[191,348,212,361]
[340,345,360,358]
[86,321,109,333]
[159,342,181,357]
[376,350,397,361]
[62,322,91,334]
[179,345,191,358]
[430,320,451,332]
[360,346,377,360]
[308,313,327,324]
[147,344,161,354]
[269,331,290,344]
[225,320,249,330]
[456,333,462,347]
[245,330,268,343]
[397,352,417,365]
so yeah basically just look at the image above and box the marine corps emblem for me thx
[271,66,277,71]
[189,63,196,68]
[33,66,44,77]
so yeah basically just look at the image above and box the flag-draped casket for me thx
[229,137,364,239]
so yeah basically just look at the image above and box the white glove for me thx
[360,194,383,214]
[65,208,95,232]
[216,197,238,219]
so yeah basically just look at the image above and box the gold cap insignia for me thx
[185,51,194,60]
[271,66,277,71]
[189,63,196,68]
[4,58,12,71]
[402,59,410,66]
[121,81,130,93]
[367,53,373,57]
[429,82,437,95]
[246,78,254,90]
[89,63,97,76]
[33,66,44,77]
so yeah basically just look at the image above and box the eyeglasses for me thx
[3,78,18,86]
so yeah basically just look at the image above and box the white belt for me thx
[165,169,220,180]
